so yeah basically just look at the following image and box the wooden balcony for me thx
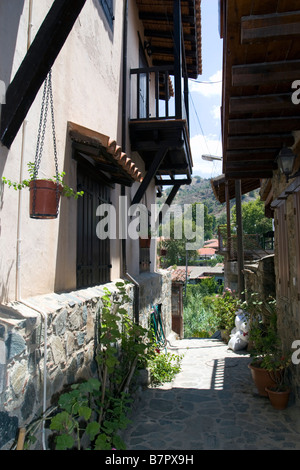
[129,65,192,205]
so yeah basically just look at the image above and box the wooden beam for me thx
[0,0,87,148]
[226,160,277,171]
[225,170,273,179]
[154,177,191,186]
[227,133,295,150]
[159,182,181,224]
[232,60,300,87]
[131,146,168,206]
[229,93,294,114]
[226,149,278,162]
[228,116,300,135]
[241,11,300,44]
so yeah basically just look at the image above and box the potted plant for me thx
[2,162,84,219]
[240,293,279,396]
[263,351,291,409]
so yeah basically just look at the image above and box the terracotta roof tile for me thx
[68,122,143,183]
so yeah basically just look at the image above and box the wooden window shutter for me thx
[76,163,111,289]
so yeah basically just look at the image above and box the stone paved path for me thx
[122,338,300,450]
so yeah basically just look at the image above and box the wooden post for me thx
[173,0,183,119]
[235,179,245,300]
[225,180,231,257]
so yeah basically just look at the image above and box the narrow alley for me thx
[122,338,300,450]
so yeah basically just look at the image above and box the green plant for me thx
[147,343,183,386]
[212,287,239,331]
[48,282,152,450]
[261,349,291,391]
[239,292,278,365]
[2,162,84,199]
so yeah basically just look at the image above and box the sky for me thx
[188,0,223,179]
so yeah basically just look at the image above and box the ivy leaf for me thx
[79,406,91,421]
[94,433,111,450]
[55,434,75,450]
[85,421,100,440]
[112,434,126,450]
[50,411,73,432]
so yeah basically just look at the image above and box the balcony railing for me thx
[130,65,187,122]
[217,225,274,261]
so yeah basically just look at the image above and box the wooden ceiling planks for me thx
[136,0,202,78]
[221,0,300,181]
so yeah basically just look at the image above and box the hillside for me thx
[159,176,259,222]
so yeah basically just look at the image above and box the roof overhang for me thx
[220,0,300,181]
[68,122,143,187]
[211,174,261,203]
[136,0,202,79]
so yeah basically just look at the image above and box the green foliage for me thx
[19,282,184,450]
[147,345,183,386]
[49,282,151,450]
[238,292,280,366]
[211,288,239,331]
[183,284,239,338]
[232,198,272,235]
[2,162,84,199]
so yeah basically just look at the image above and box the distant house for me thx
[188,265,224,286]
[197,247,216,260]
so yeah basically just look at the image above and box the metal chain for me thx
[48,69,59,184]
[34,74,49,180]
[32,69,59,217]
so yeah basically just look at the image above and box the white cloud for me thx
[190,133,223,178]
[211,104,221,122]
[189,70,222,98]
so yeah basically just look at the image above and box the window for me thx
[77,163,111,288]
[99,0,114,30]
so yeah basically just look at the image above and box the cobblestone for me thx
[122,338,300,450]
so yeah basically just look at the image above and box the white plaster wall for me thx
[0,0,157,302]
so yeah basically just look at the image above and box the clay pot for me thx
[265,386,291,410]
[248,362,278,397]
[29,180,62,219]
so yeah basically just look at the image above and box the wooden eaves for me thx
[220,0,300,182]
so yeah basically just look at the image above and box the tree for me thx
[232,198,272,235]
[191,203,216,240]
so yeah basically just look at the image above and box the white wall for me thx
[0,0,158,303]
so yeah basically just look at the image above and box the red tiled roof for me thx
[197,247,216,256]
[68,122,143,183]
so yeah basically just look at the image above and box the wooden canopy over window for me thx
[136,0,202,78]
[68,122,143,187]
[220,0,300,181]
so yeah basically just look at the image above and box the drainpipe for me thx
[16,0,33,300]
[126,272,139,324]
[18,299,48,450]
[17,1,49,451]
[121,0,128,276]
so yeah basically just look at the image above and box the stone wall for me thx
[244,254,276,300]
[0,270,172,450]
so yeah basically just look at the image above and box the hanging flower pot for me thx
[29,180,63,219]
